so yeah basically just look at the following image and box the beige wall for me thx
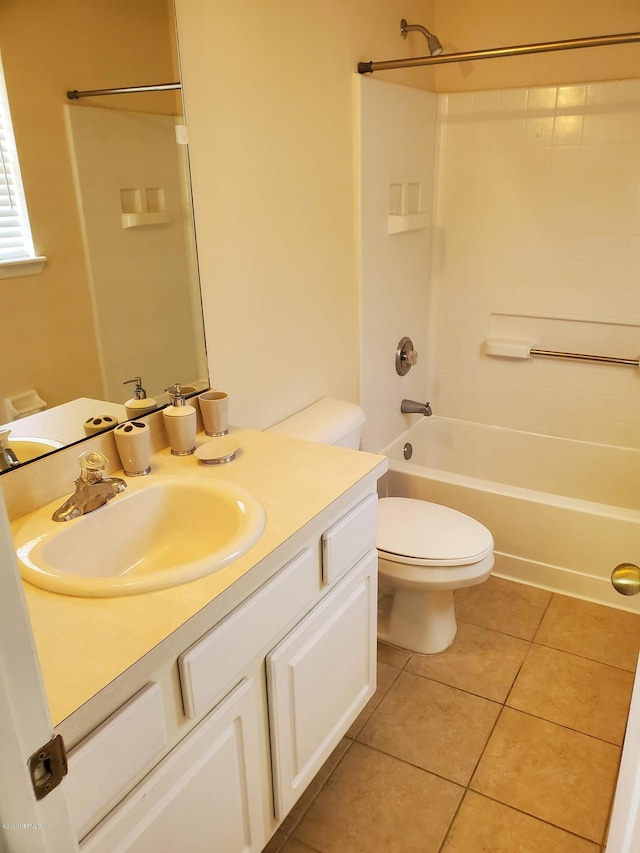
[174,0,436,430]
[435,0,640,92]
[0,1,177,412]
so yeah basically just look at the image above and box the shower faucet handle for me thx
[396,336,419,375]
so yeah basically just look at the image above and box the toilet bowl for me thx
[377,497,493,654]
[267,398,494,656]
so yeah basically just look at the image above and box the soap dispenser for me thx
[163,384,196,455]
[123,377,157,419]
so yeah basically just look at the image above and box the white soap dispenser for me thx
[163,383,196,455]
[123,376,157,419]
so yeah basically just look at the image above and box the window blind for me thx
[0,62,35,262]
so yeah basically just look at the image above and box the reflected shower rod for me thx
[358,30,640,73]
[67,82,181,100]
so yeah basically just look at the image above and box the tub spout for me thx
[401,399,432,417]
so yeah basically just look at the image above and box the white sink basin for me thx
[9,436,63,463]
[14,475,265,597]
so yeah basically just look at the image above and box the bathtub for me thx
[380,416,640,614]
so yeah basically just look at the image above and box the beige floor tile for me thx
[406,621,530,702]
[293,742,463,853]
[442,791,600,852]
[280,739,351,836]
[507,644,634,744]
[377,641,411,669]
[455,576,552,640]
[346,660,400,738]
[535,594,640,671]
[472,707,621,843]
[281,840,320,853]
[357,671,501,785]
[261,830,288,853]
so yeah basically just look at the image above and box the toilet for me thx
[268,397,494,655]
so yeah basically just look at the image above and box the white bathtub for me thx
[381,417,640,613]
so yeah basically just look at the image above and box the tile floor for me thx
[262,576,640,853]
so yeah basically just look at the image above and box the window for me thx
[0,53,45,277]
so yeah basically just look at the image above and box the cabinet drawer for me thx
[65,683,167,838]
[321,493,378,585]
[179,547,318,719]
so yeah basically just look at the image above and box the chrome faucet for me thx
[52,451,126,522]
[0,430,20,471]
[401,399,432,417]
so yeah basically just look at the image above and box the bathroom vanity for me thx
[11,428,386,850]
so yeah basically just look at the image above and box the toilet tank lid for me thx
[377,497,494,565]
[267,397,365,446]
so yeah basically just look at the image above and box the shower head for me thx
[400,18,444,56]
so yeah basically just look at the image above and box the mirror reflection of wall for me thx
[0,0,208,465]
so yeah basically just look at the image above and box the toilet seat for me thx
[377,497,493,567]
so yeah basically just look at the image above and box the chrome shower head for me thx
[400,19,444,56]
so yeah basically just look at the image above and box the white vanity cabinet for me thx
[80,679,264,853]
[70,488,380,853]
[268,549,377,819]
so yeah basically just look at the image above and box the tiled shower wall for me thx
[358,78,437,452]
[431,79,640,448]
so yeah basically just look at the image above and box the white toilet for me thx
[268,397,494,655]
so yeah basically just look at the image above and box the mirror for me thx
[0,0,208,470]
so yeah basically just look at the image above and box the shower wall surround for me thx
[358,77,437,452]
[432,79,640,448]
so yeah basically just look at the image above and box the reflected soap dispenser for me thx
[163,384,196,455]
[123,376,157,419]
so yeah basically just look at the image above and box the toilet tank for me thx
[266,398,366,449]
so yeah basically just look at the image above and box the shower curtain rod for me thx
[358,31,640,74]
[66,82,181,100]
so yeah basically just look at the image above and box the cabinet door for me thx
[267,550,377,819]
[80,679,266,853]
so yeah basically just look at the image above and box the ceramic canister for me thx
[113,420,151,475]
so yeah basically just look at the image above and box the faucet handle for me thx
[78,450,109,483]
[396,336,419,375]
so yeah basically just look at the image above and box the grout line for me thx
[502,641,534,707]
[467,703,506,791]
[399,663,515,709]
[498,704,624,749]
[468,789,609,847]
[283,738,355,840]
[349,738,468,790]
[456,614,538,643]
[532,589,555,639]
[532,637,638,673]
[437,787,469,853]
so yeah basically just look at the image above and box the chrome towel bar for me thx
[483,338,639,367]
[530,348,639,367]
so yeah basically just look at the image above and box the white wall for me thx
[431,80,640,447]
[173,0,436,431]
[357,77,437,451]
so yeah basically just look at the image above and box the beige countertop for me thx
[12,427,386,726]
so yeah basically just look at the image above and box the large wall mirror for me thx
[0,0,208,471]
